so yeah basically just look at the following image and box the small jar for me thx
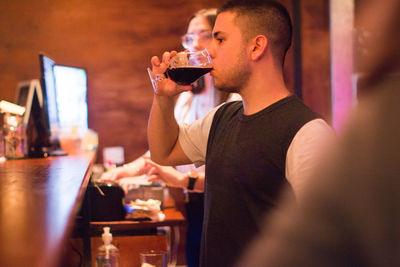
[3,113,27,159]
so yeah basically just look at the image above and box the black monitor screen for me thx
[39,53,59,137]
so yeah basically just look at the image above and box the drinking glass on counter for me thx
[140,250,167,267]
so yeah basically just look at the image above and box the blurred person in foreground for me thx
[101,8,240,267]
[147,0,333,266]
[236,0,400,266]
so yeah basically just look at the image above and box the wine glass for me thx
[147,49,213,88]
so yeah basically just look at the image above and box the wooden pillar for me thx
[330,0,355,130]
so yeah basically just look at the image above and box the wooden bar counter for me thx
[0,152,96,267]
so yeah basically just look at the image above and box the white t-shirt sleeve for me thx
[286,118,335,199]
[178,104,223,167]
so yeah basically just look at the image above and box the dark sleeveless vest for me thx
[200,95,320,267]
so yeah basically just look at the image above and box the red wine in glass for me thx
[166,66,213,85]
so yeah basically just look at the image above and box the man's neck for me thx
[240,67,291,115]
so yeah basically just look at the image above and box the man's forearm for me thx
[148,94,180,165]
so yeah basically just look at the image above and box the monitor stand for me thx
[27,136,68,158]
[27,146,67,158]
[45,137,68,157]
[49,149,68,157]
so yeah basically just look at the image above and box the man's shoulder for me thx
[213,100,243,120]
[207,101,243,133]
[217,100,243,112]
[269,95,328,138]
[283,95,322,121]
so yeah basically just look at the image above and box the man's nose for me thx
[208,41,216,59]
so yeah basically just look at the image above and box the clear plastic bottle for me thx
[96,227,120,267]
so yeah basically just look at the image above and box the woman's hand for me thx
[99,155,150,183]
[145,159,187,188]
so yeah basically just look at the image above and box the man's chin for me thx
[215,83,240,94]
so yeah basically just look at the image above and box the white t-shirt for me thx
[178,103,334,198]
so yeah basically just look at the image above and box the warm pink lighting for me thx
[330,0,356,131]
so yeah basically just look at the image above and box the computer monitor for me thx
[15,79,50,157]
[53,65,88,135]
[15,80,43,125]
[39,53,60,138]
[16,53,89,157]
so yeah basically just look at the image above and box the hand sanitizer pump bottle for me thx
[96,227,120,267]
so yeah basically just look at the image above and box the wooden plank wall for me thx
[0,0,330,163]
[300,0,332,122]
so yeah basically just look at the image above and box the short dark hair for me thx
[218,0,292,66]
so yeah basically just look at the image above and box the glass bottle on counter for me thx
[3,113,27,159]
[96,227,120,267]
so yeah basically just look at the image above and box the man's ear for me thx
[249,35,268,61]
